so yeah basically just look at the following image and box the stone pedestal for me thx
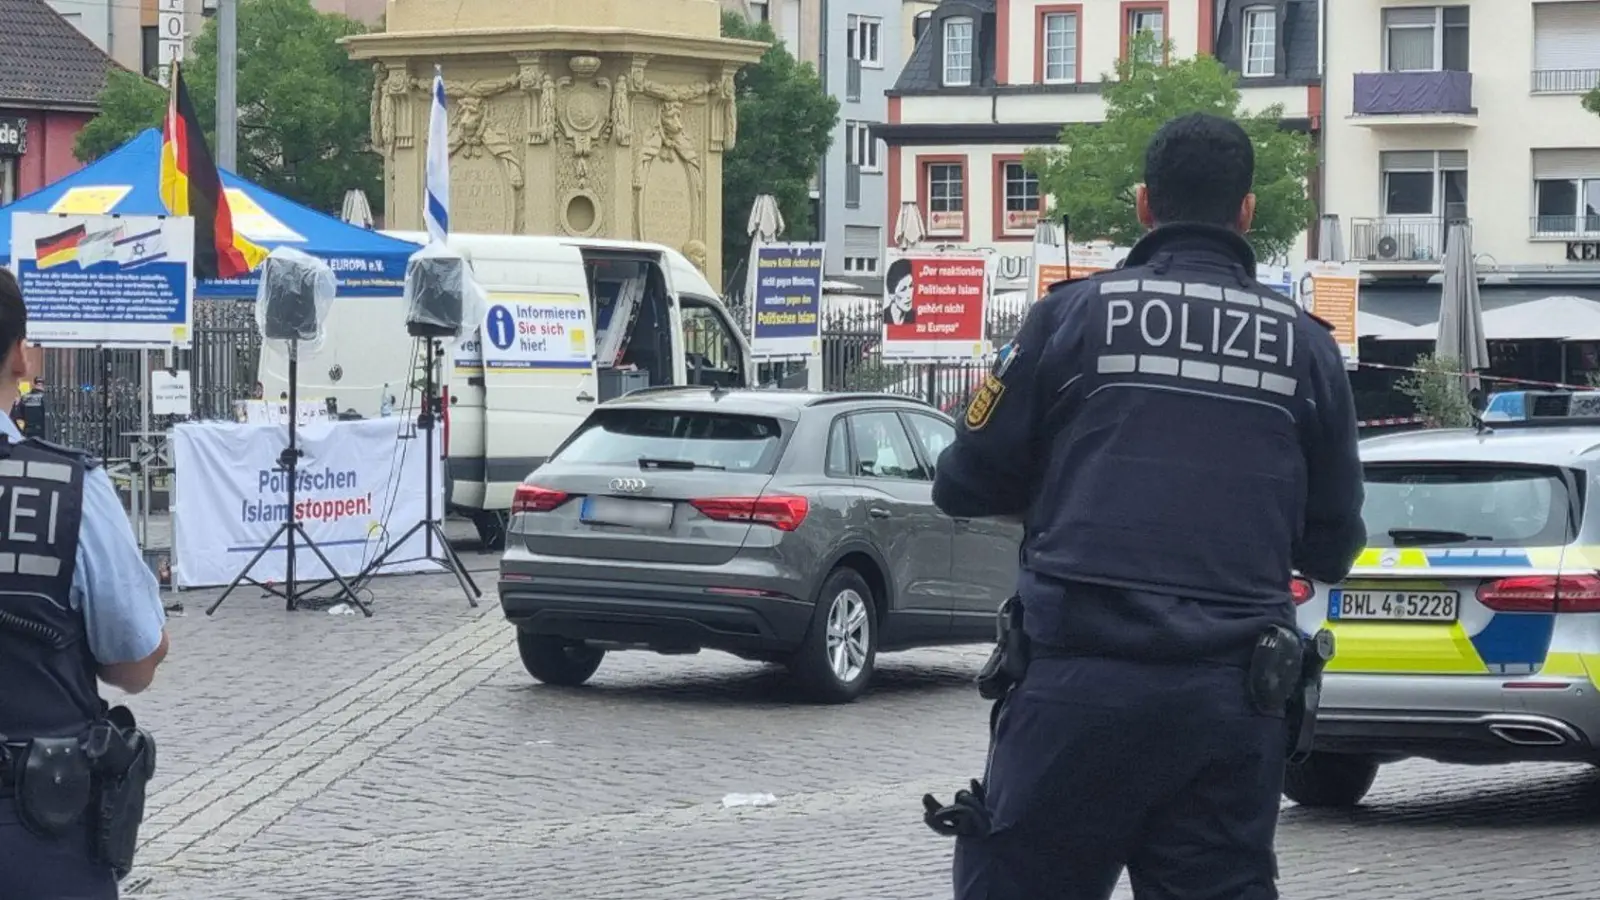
[343,0,765,289]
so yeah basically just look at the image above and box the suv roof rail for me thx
[618,384,717,399]
[804,392,936,409]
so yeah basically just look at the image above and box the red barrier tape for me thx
[1353,360,1597,393]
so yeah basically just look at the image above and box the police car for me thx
[1289,391,1600,807]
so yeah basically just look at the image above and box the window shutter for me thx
[1380,151,1435,171]
[1436,151,1467,170]
[1384,8,1436,27]
[1534,1,1600,70]
[844,225,881,258]
[1533,149,1600,180]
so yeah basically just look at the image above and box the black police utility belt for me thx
[0,708,156,880]
[922,598,1335,839]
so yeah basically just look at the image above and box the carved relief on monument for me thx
[414,71,528,233]
[370,62,418,201]
[629,58,723,247]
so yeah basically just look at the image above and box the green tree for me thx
[720,12,839,280]
[1397,353,1474,428]
[74,0,379,215]
[1023,33,1316,263]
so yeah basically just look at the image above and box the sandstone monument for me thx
[343,0,765,289]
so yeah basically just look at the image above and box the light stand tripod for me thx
[207,340,372,617]
[350,338,480,607]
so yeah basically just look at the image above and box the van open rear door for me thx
[473,248,599,514]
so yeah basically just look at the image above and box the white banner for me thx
[171,417,444,588]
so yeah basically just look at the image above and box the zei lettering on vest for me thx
[0,479,67,579]
[1098,279,1300,398]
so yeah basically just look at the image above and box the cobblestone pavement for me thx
[115,543,1600,900]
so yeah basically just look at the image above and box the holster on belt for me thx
[1286,630,1336,763]
[82,706,157,881]
[976,595,1029,702]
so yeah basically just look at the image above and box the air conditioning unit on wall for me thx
[1368,233,1417,261]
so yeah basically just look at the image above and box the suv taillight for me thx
[1290,577,1315,605]
[511,484,569,513]
[691,495,809,531]
[1477,574,1600,613]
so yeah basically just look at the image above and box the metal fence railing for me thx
[34,299,262,463]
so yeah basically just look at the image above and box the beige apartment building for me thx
[1322,0,1600,326]
[880,0,1321,290]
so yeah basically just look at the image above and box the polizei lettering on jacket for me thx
[1097,278,1300,400]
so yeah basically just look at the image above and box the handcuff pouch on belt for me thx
[977,595,1029,702]
[83,705,157,880]
[7,735,93,838]
[1248,625,1336,762]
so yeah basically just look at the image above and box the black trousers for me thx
[0,802,116,900]
[954,656,1287,900]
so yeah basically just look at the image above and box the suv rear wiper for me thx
[1386,528,1496,546]
[637,457,726,471]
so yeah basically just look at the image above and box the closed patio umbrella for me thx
[1434,221,1490,393]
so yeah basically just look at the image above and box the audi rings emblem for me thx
[609,478,649,494]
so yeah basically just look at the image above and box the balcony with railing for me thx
[1532,68,1600,94]
[1351,71,1477,127]
[846,58,862,102]
[1350,216,1469,265]
[1530,214,1600,239]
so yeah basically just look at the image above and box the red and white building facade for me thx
[878,0,1325,291]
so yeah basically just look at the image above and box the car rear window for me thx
[553,409,785,473]
[1362,464,1576,548]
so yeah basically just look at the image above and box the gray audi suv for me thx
[497,387,1022,702]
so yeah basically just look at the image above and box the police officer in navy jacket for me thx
[932,113,1366,900]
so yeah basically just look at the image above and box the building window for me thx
[1041,11,1079,84]
[943,17,974,86]
[926,161,966,234]
[141,25,160,79]
[1382,6,1469,73]
[0,157,15,206]
[1532,149,1600,235]
[848,15,882,67]
[749,0,769,24]
[843,225,881,274]
[914,11,933,44]
[1242,6,1276,77]
[1532,2,1600,94]
[844,121,880,172]
[1380,151,1468,219]
[1126,6,1165,64]
[1000,161,1041,235]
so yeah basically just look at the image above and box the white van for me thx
[256,233,753,547]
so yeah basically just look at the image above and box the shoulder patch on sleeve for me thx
[965,373,1006,431]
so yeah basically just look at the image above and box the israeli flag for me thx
[423,66,449,245]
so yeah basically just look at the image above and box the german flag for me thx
[34,224,87,269]
[159,62,266,280]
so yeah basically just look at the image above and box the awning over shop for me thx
[1380,294,1600,341]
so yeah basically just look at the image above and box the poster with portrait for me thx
[881,251,991,360]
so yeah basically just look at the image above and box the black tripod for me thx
[207,341,371,617]
[350,339,480,606]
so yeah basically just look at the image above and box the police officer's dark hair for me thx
[0,267,24,355]
[886,258,913,290]
[1142,113,1255,229]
